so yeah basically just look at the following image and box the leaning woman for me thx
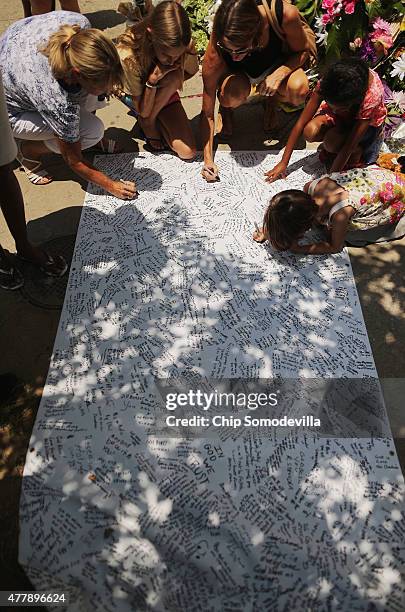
[201,0,316,181]
[0,11,136,200]
[116,0,198,159]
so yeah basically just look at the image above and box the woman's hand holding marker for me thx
[201,162,220,182]
[108,179,137,200]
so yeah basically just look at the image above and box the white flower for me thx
[392,91,405,112]
[314,16,325,32]
[391,53,405,81]
[316,30,328,46]
[314,17,328,46]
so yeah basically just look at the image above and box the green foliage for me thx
[293,0,321,25]
[325,22,341,60]
[392,2,405,15]
[365,0,383,20]
[183,0,211,55]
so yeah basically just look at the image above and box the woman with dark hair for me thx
[201,0,315,182]
[265,58,387,182]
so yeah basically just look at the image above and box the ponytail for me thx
[40,24,123,90]
[41,24,82,79]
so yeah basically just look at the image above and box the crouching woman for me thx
[0,11,136,199]
[116,0,198,159]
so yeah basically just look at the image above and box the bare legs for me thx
[217,68,309,136]
[303,115,362,166]
[217,73,251,137]
[28,0,79,15]
[139,69,196,160]
[0,163,48,266]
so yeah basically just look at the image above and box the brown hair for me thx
[41,24,123,91]
[263,190,317,251]
[213,0,261,49]
[117,1,191,74]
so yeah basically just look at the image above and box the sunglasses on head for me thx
[216,40,252,56]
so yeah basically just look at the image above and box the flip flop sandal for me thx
[17,250,68,278]
[144,136,167,152]
[137,125,168,152]
[0,264,24,290]
[16,141,53,185]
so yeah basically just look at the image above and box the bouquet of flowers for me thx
[296,0,404,146]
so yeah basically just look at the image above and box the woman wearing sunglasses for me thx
[200,0,315,182]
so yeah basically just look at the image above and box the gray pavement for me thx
[0,1,404,449]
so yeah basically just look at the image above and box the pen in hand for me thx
[203,166,220,181]
[120,178,139,197]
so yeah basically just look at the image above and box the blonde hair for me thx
[117,1,192,75]
[41,24,123,91]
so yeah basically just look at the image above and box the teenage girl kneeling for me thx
[116,0,198,159]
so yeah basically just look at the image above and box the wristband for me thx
[145,81,159,89]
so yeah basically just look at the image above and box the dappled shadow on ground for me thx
[349,239,405,378]
[1,154,404,605]
[349,239,405,474]
[0,379,46,611]
[217,102,306,153]
[15,163,405,609]
[85,9,126,30]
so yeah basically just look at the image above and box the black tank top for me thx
[221,0,284,78]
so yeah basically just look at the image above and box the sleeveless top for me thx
[221,0,284,78]
[308,167,405,231]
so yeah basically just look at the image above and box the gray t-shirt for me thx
[0,11,90,143]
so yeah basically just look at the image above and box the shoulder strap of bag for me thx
[262,0,286,42]
[262,0,318,64]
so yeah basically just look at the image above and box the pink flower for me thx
[322,13,333,24]
[372,18,392,36]
[349,37,363,51]
[378,190,390,203]
[322,0,336,8]
[360,197,367,205]
[371,34,394,53]
[345,1,355,14]
[390,200,405,223]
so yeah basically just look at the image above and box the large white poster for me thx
[20,152,405,611]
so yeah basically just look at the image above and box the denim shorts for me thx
[360,125,384,165]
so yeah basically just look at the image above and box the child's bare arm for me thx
[290,209,351,254]
[253,228,266,243]
[265,92,322,182]
[330,119,370,173]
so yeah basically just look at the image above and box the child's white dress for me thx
[308,165,405,245]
